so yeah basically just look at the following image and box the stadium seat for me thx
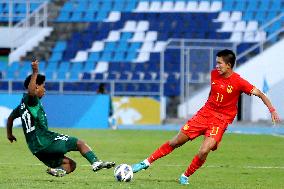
[136,1,150,12]
[7,0,278,96]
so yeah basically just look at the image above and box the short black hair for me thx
[97,83,106,94]
[24,74,46,89]
[216,49,236,68]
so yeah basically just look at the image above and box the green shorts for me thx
[34,135,78,168]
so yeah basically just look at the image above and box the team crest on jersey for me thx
[227,85,233,93]
[183,124,189,130]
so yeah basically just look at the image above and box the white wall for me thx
[8,27,53,63]
[0,27,41,47]
[178,38,284,121]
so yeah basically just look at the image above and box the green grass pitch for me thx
[0,128,284,189]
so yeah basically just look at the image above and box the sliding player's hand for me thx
[7,134,17,143]
[31,59,39,74]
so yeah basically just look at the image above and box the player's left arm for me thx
[6,106,21,143]
[28,59,39,97]
[251,87,281,123]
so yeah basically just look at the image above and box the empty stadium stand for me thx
[0,0,283,96]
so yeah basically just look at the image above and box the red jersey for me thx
[200,69,254,124]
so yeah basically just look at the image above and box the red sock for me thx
[147,141,174,164]
[184,155,206,177]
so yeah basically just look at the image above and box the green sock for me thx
[83,151,98,164]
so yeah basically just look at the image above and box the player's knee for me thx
[169,139,186,148]
[77,139,84,146]
[77,139,86,148]
[198,148,210,158]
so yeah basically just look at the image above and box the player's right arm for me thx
[28,59,39,97]
[6,106,21,143]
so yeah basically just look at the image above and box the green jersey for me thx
[11,94,59,154]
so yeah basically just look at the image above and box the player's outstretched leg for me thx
[132,160,150,173]
[132,141,173,173]
[179,174,189,185]
[77,140,115,172]
[92,160,116,172]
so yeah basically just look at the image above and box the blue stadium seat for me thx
[88,52,100,62]
[94,73,104,80]
[12,81,24,91]
[69,71,79,80]
[82,72,92,80]
[0,81,8,90]
[58,61,70,72]
[57,71,67,80]
[45,82,60,91]
[53,41,67,52]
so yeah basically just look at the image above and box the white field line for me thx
[0,162,283,169]
[272,134,284,138]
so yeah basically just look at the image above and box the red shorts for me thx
[181,111,228,149]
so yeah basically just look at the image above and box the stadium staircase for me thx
[24,0,89,62]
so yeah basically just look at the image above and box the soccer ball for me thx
[114,164,133,182]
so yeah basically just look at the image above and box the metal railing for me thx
[162,38,237,104]
[0,0,48,27]
[0,80,161,97]
[236,13,284,63]
[9,0,49,52]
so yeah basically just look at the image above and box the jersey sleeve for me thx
[10,105,21,119]
[238,77,254,95]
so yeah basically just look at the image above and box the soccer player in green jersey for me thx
[6,59,115,177]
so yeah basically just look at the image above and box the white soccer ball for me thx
[114,164,133,182]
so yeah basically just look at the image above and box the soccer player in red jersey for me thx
[131,49,281,185]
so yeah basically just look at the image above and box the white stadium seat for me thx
[145,31,157,41]
[243,32,255,42]
[161,1,174,12]
[230,11,242,22]
[186,1,198,12]
[136,21,149,32]
[153,41,167,52]
[122,21,137,32]
[174,1,186,12]
[140,41,154,52]
[106,11,121,22]
[71,51,88,62]
[254,31,266,42]
[106,31,120,41]
[131,32,146,42]
[93,61,109,73]
[134,52,150,62]
[90,41,104,52]
[214,11,230,22]
[234,21,246,32]
[135,1,150,12]
[218,21,234,32]
[230,32,243,42]
[198,1,210,12]
[149,1,162,12]
[246,21,258,32]
[210,1,222,12]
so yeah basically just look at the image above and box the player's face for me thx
[216,56,231,76]
[36,83,46,98]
